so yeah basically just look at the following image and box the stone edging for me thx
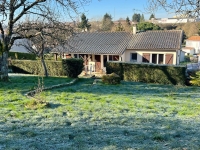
[24,78,78,97]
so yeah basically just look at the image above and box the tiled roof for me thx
[51,30,183,54]
[127,30,183,50]
[187,36,200,41]
[51,45,68,53]
[66,32,132,54]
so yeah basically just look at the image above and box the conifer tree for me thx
[102,13,113,31]
[78,13,91,31]
[149,14,155,20]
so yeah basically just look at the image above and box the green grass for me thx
[0,75,200,149]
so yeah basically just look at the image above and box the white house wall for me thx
[186,40,200,53]
[152,18,197,24]
[182,49,195,55]
[123,50,177,65]
[177,50,185,65]
[180,51,186,61]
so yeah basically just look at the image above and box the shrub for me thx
[10,60,66,76]
[62,58,84,78]
[102,73,121,85]
[25,99,49,109]
[106,62,123,79]
[190,71,200,86]
[9,52,36,60]
[184,55,190,62]
[106,62,186,85]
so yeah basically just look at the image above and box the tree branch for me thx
[13,0,46,24]
[0,22,5,40]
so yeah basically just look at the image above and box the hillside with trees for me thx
[156,22,200,38]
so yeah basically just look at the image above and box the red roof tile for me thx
[187,36,200,41]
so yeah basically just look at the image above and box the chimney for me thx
[132,22,137,34]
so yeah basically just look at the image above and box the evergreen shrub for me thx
[10,60,65,76]
[190,71,200,86]
[62,58,84,78]
[9,52,36,60]
[106,62,186,85]
[102,73,121,85]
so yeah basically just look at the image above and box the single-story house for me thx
[51,28,184,72]
[183,36,200,54]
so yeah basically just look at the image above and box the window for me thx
[109,55,113,61]
[131,53,137,62]
[152,54,157,64]
[158,54,164,64]
[109,55,119,61]
[151,54,164,64]
[113,55,119,61]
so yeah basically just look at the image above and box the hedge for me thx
[10,60,66,76]
[62,58,84,78]
[9,52,36,60]
[106,62,186,85]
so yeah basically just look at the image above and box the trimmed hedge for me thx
[106,62,186,85]
[10,60,65,76]
[62,58,84,78]
[9,52,36,60]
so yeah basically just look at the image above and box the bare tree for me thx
[0,0,91,81]
[147,0,200,18]
[15,20,75,77]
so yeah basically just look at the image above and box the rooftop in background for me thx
[151,17,200,24]
[187,36,200,41]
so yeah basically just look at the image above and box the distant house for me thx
[183,36,200,54]
[51,29,184,72]
[0,33,32,54]
[151,17,200,24]
[182,47,195,56]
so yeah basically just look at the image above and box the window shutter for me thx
[165,54,173,64]
[142,53,150,63]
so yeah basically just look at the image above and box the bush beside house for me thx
[62,58,84,78]
[106,62,186,85]
[9,52,36,60]
[10,60,65,76]
[102,73,121,85]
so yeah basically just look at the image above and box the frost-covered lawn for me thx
[0,76,200,150]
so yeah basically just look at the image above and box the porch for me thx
[54,53,122,73]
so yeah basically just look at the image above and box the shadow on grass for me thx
[48,103,62,109]
[51,78,199,98]
[1,113,200,149]
[0,75,73,92]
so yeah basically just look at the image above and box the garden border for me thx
[24,78,78,98]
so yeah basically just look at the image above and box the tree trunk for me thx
[40,42,48,77]
[0,51,9,81]
[41,57,48,77]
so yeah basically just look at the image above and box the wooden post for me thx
[54,53,58,61]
